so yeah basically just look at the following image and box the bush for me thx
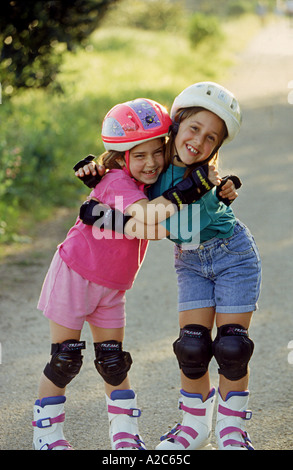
[0,0,118,98]
[104,0,184,31]
[0,11,251,245]
[226,1,253,16]
[0,87,101,242]
[188,13,223,48]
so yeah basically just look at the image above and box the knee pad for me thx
[212,324,254,381]
[94,340,132,386]
[173,324,213,380]
[43,339,86,388]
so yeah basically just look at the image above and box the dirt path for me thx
[1,18,293,451]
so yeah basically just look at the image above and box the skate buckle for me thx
[130,408,141,418]
[35,417,52,428]
[32,413,65,429]
[243,410,252,420]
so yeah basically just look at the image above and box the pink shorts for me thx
[37,251,126,330]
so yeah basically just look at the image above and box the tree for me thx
[0,0,119,96]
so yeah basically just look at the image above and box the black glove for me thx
[73,155,101,188]
[162,164,214,209]
[79,199,131,233]
[216,175,242,206]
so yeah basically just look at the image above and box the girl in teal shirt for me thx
[150,82,261,451]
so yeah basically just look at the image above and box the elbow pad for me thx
[79,199,131,233]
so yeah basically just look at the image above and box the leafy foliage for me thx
[188,13,223,47]
[0,0,119,96]
[103,0,184,30]
[0,4,261,244]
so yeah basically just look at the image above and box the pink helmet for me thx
[101,98,172,152]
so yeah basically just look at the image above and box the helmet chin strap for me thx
[123,150,146,192]
[125,150,130,173]
[171,144,219,187]
[173,143,219,170]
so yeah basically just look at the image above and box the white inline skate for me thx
[215,390,254,450]
[32,395,72,450]
[156,387,216,450]
[106,389,146,450]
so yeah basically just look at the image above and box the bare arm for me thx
[76,161,240,240]
[124,217,170,240]
[74,159,238,204]
[125,165,221,225]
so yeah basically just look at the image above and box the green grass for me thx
[0,14,262,249]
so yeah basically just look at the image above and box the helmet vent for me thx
[230,99,237,110]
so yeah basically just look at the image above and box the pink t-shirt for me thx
[59,169,149,290]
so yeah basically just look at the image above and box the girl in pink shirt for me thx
[33,98,221,451]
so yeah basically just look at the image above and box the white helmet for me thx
[170,81,242,143]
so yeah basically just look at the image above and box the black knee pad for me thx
[94,340,132,386]
[173,324,213,380]
[212,324,254,381]
[43,339,86,388]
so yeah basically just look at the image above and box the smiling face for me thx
[128,138,165,185]
[173,109,226,167]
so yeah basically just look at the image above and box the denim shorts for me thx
[174,220,262,314]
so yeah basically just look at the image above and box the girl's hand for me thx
[218,179,238,202]
[75,161,102,178]
[74,158,106,188]
[208,165,221,186]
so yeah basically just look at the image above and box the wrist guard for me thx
[216,175,242,206]
[79,199,131,233]
[162,164,214,209]
[73,154,101,188]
